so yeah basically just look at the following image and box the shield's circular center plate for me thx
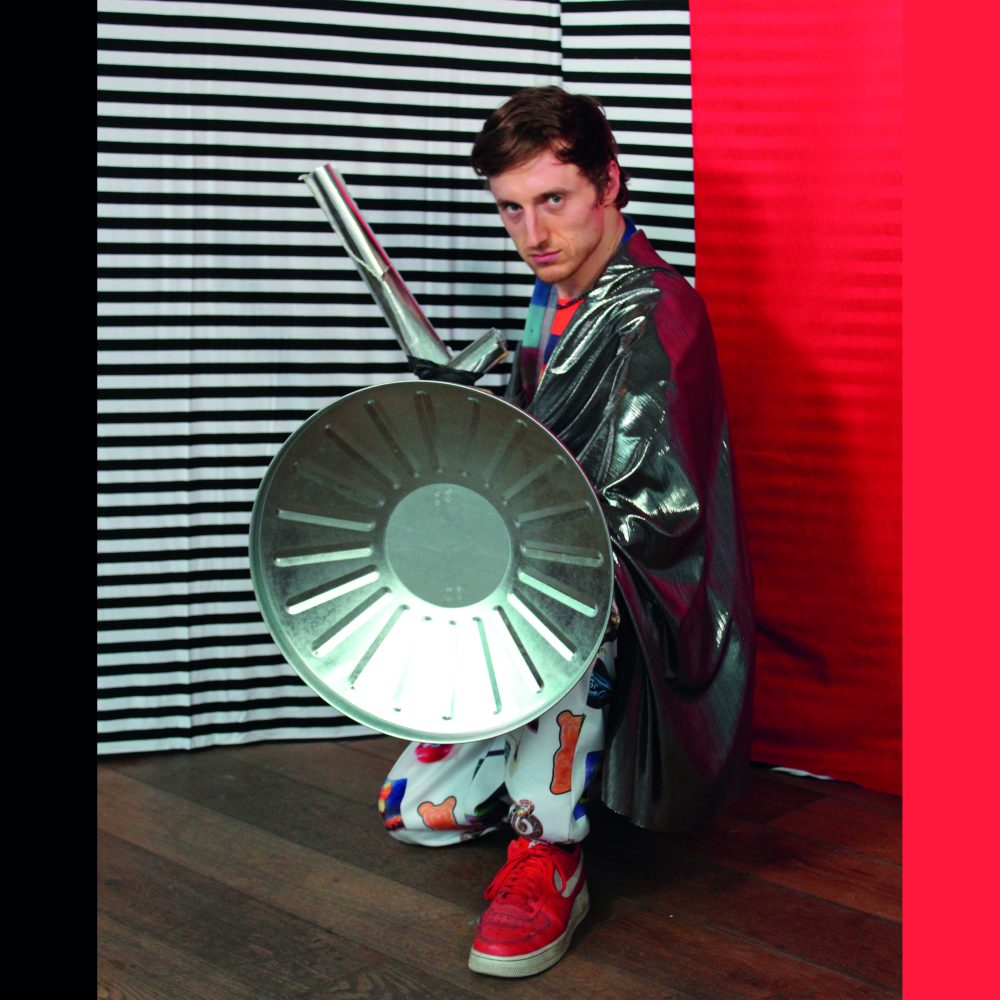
[384,483,511,607]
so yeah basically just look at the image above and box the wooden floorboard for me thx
[98,737,901,998]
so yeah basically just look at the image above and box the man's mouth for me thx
[530,250,560,265]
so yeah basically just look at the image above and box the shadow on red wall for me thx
[690,0,902,794]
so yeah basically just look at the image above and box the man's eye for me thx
[501,203,522,216]
[548,194,564,206]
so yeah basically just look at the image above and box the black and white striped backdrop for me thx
[97,0,696,754]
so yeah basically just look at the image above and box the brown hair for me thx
[471,86,631,208]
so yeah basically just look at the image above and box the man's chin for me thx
[525,259,568,284]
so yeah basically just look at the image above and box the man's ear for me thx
[602,161,621,207]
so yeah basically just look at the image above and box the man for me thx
[378,86,755,978]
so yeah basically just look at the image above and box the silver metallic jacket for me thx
[508,231,756,831]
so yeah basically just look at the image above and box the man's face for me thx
[488,149,620,299]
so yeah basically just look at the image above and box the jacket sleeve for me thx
[576,279,745,693]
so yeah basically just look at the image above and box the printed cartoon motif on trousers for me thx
[414,743,453,763]
[573,751,604,820]
[508,798,544,839]
[418,795,460,830]
[378,777,407,831]
[416,791,508,832]
[587,657,614,709]
[550,710,585,795]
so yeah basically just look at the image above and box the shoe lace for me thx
[484,844,558,913]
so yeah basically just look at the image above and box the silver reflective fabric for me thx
[300,164,506,377]
[249,380,614,743]
[509,231,756,832]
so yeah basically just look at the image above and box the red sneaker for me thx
[468,836,589,978]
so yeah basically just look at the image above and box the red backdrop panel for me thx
[689,1,902,793]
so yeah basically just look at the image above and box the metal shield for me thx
[249,380,614,743]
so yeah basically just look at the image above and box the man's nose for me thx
[524,209,548,248]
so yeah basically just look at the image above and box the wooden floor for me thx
[98,736,901,999]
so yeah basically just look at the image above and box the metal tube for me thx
[448,327,508,374]
[300,163,452,365]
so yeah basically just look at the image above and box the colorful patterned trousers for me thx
[377,641,616,846]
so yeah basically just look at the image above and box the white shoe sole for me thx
[467,883,590,978]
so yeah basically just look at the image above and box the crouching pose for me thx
[379,86,755,979]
